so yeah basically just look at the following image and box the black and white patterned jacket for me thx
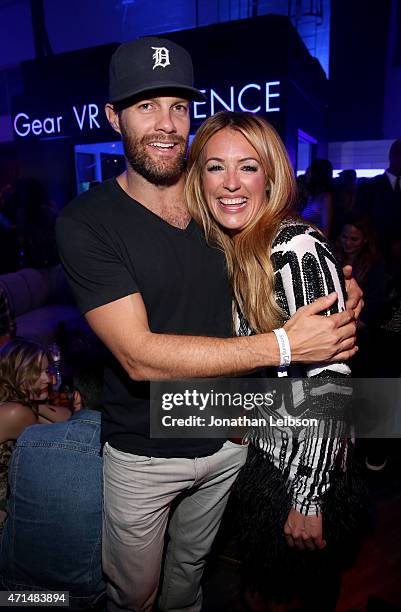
[237,219,351,515]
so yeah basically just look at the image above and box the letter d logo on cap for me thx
[152,47,171,69]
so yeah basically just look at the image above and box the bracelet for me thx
[272,328,291,367]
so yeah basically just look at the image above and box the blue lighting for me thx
[296,169,385,178]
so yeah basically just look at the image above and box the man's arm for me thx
[57,214,357,381]
[85,291,356,381]
[274,230,353,550]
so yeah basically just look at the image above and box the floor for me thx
[201,444,401,612]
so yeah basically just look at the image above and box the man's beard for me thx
[120,124,188,186]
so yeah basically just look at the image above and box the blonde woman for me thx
[0,339,70,524]
[186,111,365,610]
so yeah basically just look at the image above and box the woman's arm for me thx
[272,222,351,549]
[0,403,37,443]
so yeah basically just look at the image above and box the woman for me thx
[0,339,70,523]
[186,112,364,610]
[336,213,386,330]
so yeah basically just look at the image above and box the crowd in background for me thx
[297,140,401,378]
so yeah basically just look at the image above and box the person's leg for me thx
[102,444,193,612]
[158,441,248,612]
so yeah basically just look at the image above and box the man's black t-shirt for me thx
[56,179,232,458]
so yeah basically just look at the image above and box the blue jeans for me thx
[0,409,105,609]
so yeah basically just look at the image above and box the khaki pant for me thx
[102,441,247,612]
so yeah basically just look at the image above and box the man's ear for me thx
[105,103,121,134]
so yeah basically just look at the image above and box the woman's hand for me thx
[343,265,364,320]
[284,508,327,551]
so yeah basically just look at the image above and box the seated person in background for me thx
[0,363,105,609]
[0,288,16,347]
[0,339,70,525]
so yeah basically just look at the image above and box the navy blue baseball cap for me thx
[109,36,205,103]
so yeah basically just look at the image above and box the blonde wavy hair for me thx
[186,111,296,333]
[0,338,50,413]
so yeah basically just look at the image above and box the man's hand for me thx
[343,265,364,320]
[284,508,326,551]
[284,292,357,363]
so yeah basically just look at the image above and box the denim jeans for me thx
[0,409,105,609]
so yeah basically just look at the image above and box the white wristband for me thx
[273,328,291,367]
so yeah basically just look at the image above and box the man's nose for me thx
[154,110,177,133]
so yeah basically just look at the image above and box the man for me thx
[56,37,360,612]
[0,364,105,609]
[355,137,401,264]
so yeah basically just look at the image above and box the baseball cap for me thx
[109,36,206,103]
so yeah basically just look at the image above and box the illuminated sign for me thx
[13,104,101,138]
[194,81,281,118]
[12,81,281,140]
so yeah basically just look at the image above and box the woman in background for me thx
[336,213,386,332]
[0,339,70,524]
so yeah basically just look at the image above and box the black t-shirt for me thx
[56,179,232,458]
